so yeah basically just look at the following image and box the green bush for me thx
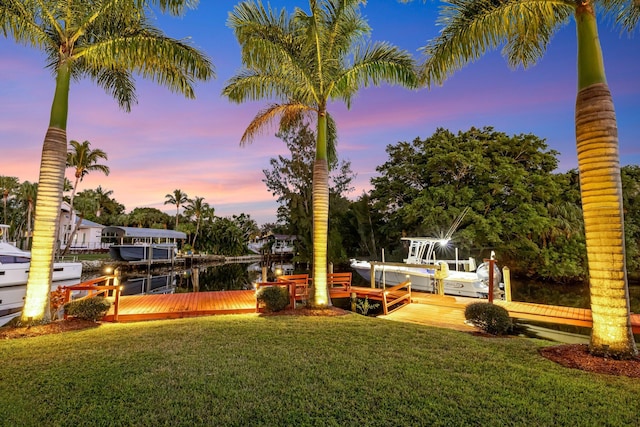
[257,286,290,312]
[64,297,111,321]
[464,302,512,335]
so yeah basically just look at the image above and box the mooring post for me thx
[488,258,495,303]
[503,266,511,302]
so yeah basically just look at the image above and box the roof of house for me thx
[101,226,186,240]
[80,219,104,228]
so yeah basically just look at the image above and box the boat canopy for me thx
[102,226,186,240]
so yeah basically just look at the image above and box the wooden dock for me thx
[102,290,256,322]
[79,277,638,334]
[382,292,640,334]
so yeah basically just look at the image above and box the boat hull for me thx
[109,244,175,261]
[351,260,491,298]
[0,276,82,326]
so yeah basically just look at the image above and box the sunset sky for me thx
[1,1,638,225]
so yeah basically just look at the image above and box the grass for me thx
[1,314,638,426]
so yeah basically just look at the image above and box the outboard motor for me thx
[476,261,502,297]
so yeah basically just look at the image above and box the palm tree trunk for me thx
[312,159,329,307]
[311,112,330,308]
[21,127,67,323]
[575,5,637,358]
[576,84,637,358]
[21,64,70,324]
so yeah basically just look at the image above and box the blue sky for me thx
[0,1,638,225]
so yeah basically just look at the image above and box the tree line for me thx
[263,124,640,285]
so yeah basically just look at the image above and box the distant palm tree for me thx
[94,186,115,219]
[63,140,110,254]
[17,181,38,250]
[165,189,189,229]
[224,0,418,307]
[419,0,638,357]
[184,196,212,250]
[66,140,110,212]
[1,0,214,324]
[0,176,19,225]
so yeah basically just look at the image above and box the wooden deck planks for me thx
[101,288,640,334]
[103,290,256,322]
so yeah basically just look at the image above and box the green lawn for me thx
[1,314,638,426]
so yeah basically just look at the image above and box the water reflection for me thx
[118,263,263,295]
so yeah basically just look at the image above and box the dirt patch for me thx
[0,318,100,340]
[539,344,640,378]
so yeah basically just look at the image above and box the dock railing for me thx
[369,261,444,295]
[63,275,122,321]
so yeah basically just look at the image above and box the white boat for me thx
[0,224,83,325]
[350,237,501,299]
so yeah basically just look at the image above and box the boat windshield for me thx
[0,255,30,264]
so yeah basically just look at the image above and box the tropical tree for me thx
[63,140,110,254]
[165,189,189,229]
[418,0,638,357]
[223,0,418,307]
[0,176,19,225]
[17,181,38,250]
[184,196,212,250]
[1,0,214,324]
[66,140,110,211]
[263,122,355,263]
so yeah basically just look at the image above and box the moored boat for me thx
[350,237,501,298]
[103,226,185,262]
[0,224,83,325]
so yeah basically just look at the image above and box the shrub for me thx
[257,286,290,312]
[64,297,111,321]
[464,302,512,335]
[355,296,380,316]
[50,286,67,320]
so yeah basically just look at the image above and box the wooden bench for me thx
[277,274,310,306]
[327,272,352,291]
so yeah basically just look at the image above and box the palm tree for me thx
[1,0,214,324]
[184,196,211,250]
[63,140,110,255]
[419,0,637,358]
[165,189,189,229]
[66,140,110,212]
[17,181,38,250]
[0,176,19,225]
[223,0,418,307]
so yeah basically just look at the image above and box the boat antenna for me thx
[444,207,470,240]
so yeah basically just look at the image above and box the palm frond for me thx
[136,0,199,16]
[78,30,214,104]
[334,41,419,107]
[422,0,573,87]
[222,69,312,105]
[600,0,640,33]
[326,112,338,165]
[0,0,57,49]
[241,102,314,145]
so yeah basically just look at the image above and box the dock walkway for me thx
[94,284,639,333]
